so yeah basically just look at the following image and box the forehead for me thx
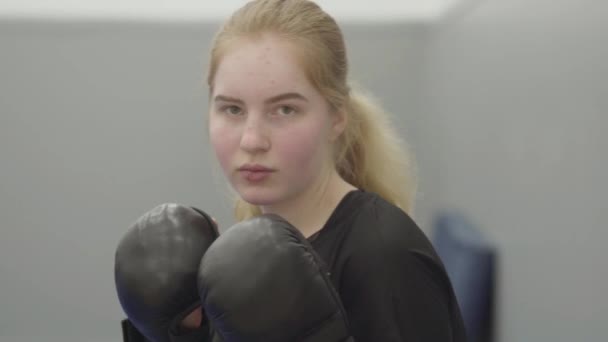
[212,35,315,98]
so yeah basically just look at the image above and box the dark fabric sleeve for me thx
[169,318,212,342]
[339,242,466,342]
[121,319,149,342]
[121,318,216,342]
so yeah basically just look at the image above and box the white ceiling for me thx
[0,0,465,22]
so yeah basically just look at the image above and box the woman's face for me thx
[209,34,343,206]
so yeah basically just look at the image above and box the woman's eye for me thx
[222,105,242,116]
[276,105,296,116]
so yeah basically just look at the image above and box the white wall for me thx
[422,0,608,340]
[0,0,461,21]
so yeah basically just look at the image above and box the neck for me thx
[260,168,356,238]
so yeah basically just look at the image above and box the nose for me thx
[240,115,270,153]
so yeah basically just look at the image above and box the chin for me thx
[237,186,280,206]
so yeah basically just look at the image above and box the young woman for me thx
[205,0,466,340]
[115,1,466,341]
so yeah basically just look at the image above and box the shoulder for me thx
[344,191,439,262]
[339,191,451,293]
[334,191,467,341]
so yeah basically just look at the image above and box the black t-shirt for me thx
[308,189,467,342]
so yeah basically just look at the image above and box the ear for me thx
[329,107,348,142]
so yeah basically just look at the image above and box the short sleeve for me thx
[339,231,466,342]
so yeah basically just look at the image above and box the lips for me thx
[238,164,275,182]
[238,164,274,172]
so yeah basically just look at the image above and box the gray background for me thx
[1,0,606,341]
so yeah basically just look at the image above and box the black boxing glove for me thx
[114,203,220,342]
[198,214,354,342]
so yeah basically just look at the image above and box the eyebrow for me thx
[213,92,309,105]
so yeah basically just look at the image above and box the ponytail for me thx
[335,87,417,215]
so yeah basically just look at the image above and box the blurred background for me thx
[1,0,606,341]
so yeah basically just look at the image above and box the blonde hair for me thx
[207,0,417,221]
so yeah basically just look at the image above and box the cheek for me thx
[276,122,329,173]
[209,118,238,172]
